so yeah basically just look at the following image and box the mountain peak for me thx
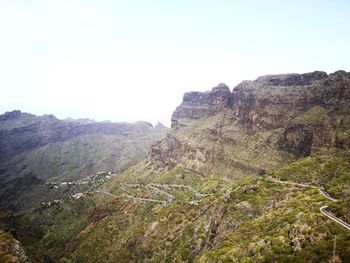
[155,122,167,129]
[171,83,232,129]
[213,82,230,91]
[0,110,23,121]
[0,110,35,121]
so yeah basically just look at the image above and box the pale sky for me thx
[1,0,350,126]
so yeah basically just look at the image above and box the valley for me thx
[1,70,350,262]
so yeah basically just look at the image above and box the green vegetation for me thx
[19,150,350,262]
[291,105,328,125]
[0,112,167,213]
[4,88,350,262]
[167,111,295,181]
[17,193,113,262]
[7,130,166,183]
[0,229,30,263]
[273,153,350,199]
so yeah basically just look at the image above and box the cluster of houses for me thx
[71,192,87,200]
[41,199,61,207]
[47,181,76,189]
[79,171,117,185]
[41,192,90,207]
[46,171,118,189]
[41,171,118,208]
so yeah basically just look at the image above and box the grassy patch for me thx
[291,106,328,125]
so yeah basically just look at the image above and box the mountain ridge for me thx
[0,110,168,211]
[150,70,350,179]
[172,70,350,131]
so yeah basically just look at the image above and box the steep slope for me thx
[0,229,30,263]
[149,70,350,178]
[0,111,168,210]
[13,70,350,262]
[0,208,31,263]
[24,157,350,262]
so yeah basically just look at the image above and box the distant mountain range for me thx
[0,110,168,210]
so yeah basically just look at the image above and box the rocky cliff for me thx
[150,70,350,177]
[171,83,231,129]
[172,71,350,132]
[231,70,350,132]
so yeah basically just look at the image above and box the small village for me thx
[41,171,118,207]
[46,171,117,189]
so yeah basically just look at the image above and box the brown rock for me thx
[231,71,350,132]
[150,70,350,175]
[171,83,231,129]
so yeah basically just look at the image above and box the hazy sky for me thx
[1,0,350,126]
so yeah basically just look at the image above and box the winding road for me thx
[97,182,209,206]
[317,189,350,230]
[146,185,175,201]
[319,188,338,202]
[100,178,350,230]
[320,206,350,231]
[268,179,317,189]
[268,178,350,231]
[97,190,167,205]
[318,188,350,230]
[148,183,210,198]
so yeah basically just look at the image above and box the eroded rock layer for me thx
[153,70,350,175]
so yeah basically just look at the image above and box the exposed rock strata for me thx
[149,134,213,171]
[231,70,350,132]
[171,71,350,132]
[152,70,350,169]
[171,83,231,129]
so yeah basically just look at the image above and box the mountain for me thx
[3,70,350,262]
[63,117,96,124]
[150,71,350,180]
[0,111,168,211]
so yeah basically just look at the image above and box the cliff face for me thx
[231,70,350,132]
[172,71,350,132]
[171,83,231,129]
[150,70,350,175]
[148,133,214,172]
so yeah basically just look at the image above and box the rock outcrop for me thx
[171,83,231,129]
[0,228,31,263]
[148,134,213,171]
